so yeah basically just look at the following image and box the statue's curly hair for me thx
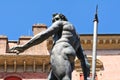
[52,13,68,23]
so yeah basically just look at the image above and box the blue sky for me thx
[0,0,119,40]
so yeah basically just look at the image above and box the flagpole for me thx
[91,5,99,80]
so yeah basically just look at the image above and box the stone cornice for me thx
[47,34,120,50]
[0,35,8,40]
[80,34,120,50]
[0,55,103,72]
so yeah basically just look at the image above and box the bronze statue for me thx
[10,13,90,80]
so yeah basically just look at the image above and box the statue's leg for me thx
[76,45,90,80]
[48,70,58,80]
[51,42,75,80]
[50,55,72,80]
[62,60,71,80]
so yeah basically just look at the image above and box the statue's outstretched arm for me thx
[22,22,61,50]
[10,21,62,53]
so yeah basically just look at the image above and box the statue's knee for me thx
[62,76,70,80]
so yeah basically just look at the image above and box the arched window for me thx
[105,40,109,44]
[86,40,91,44]
[4,76,22,80]
[111,40,116,44]
[99,40,103,44]
[80,40,85,44]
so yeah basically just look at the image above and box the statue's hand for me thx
[9,45,24,54]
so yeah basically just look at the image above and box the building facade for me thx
[0,24,120,80]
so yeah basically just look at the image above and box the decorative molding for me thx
[0,55,103,73]
[47,34,120,50]
[75,57,103,72]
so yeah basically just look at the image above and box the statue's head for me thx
[52,13,68,23]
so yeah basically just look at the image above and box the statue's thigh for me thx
[50,55,72,78]
[48,70,58,80]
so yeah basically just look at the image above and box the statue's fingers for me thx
[9,48,14,52]
[9,47,17,52]
[10,47,16,50]
[16,50,20,55]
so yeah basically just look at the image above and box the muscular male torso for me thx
[50,21,80,79]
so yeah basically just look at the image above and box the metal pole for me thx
[91,5,99,80]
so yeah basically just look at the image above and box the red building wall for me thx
[0,72,48,80]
